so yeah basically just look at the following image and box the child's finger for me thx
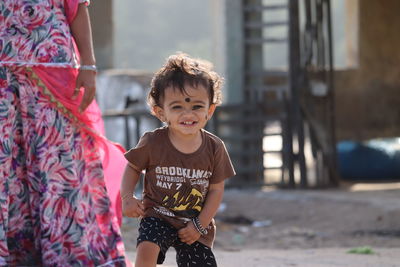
[138,202,145,211]
[136,203,145,216]
[137,209,145,217]
[178,227,187,236]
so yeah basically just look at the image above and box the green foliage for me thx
[347,246,375,255]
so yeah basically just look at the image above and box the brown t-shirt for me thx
[124,127,236,247]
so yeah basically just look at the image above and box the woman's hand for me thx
[73,69,96,112]
[122,196,145,218]
[178,221,201,245]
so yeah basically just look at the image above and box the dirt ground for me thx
[121,182,400,266]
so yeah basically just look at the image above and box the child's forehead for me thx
[164,84,209,99]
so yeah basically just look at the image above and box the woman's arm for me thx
[70,3,96,112]
[70,3,96,66]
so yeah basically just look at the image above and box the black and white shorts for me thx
[137,217,217,266]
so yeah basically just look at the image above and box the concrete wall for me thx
[89,0,114,69]
[335,0,400,141]
[212,0,244,104]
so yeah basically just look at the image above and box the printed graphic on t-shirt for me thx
[154,165,211,218]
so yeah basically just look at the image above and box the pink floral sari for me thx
[0,0,128,265]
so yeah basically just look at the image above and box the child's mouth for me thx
[181,121,197,126]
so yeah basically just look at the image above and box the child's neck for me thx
[167,128,203,154]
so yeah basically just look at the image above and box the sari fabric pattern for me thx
[0,0,127,265]
[0,66,126,266]
[0,0,79,67]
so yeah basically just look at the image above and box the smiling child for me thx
[120,53,235,267]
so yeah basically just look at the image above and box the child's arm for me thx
[120,164,145,218]
[178,181,225,244]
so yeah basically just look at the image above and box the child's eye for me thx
[172,105,182,110]
[192,105,204,110]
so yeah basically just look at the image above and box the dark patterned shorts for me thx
[137,217,217,266]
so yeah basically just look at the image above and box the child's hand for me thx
[122,196,145,218]
[178,221,201,245]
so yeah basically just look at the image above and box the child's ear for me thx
[153,106,165,122]
[207,104,216,120]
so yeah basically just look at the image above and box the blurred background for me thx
[89,0,400,189]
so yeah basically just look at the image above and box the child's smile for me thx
[181,120,197,126]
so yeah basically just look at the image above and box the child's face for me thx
[153,84,215,137]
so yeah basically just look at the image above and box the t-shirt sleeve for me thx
[210,141,236,184]
[124,132,151,171]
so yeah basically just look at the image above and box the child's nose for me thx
[182,107,192,114]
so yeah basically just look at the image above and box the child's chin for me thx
[179,128,200,135]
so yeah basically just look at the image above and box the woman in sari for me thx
[0,0,127,265]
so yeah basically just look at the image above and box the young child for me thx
[120,53,236,267]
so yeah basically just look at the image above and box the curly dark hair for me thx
[148,53,223,110]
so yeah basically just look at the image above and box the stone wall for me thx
[335,0,400,141]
